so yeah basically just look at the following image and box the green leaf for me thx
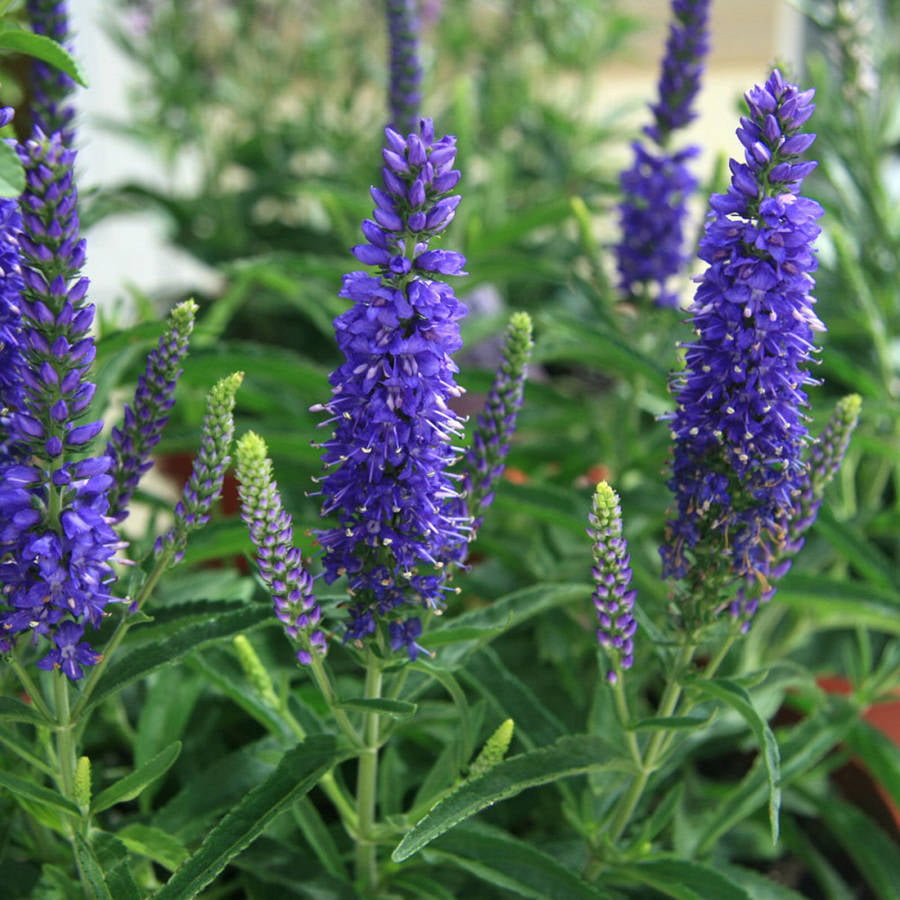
[336,697,417,719]
[0,140,25,197]
[0,30,87,87]
[629,714,712,731]
[0,30,87,85]
[811,508,898,590]
[83,602,270,712]
[717,863,811,899]
[0,696,51,726]
[688,677,782,843]
[117,824,189,872]
[613,858,753,900]
[392,735,633,862]
[154,735,348,900]
[813,793,900,899]
[73,834,113,900]
[92,832,142,900]
[388,871,458,900]
[697,704,856,852]
[777,575,900,634]
[431,583,589,668]
[0,771,80,817]
[428,822,609,899]
[91,741,182,814]
[291,796,349,883]
[843,718,900,814]
[0,727,54,775]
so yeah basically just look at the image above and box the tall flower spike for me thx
[463,311,533,535]
[589,482,637,684]
[661,70,825,624]
[236,432,325,665]
[386,0,423,135]
[0,108,24,466]
[0,131,119,675]
[27,0,77,146]
[731,394,862,620]
[155,372,242,564]
[106,300,197,523]
[614,0,710,307]
[312,117,469,656]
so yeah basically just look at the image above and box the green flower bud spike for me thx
[75,755,91,813]
[468,719,515,779]
[233,634,280,710]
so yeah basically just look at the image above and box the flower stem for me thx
[605,640,696,846]
[355,654,383,893]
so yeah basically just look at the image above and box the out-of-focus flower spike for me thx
[589,482,637,683]
[386,0,423,135]
[106,299,197,523]
[26,0,78,146]
[235,431,325,665]
[155,372,242,563]
[463,311,533,535]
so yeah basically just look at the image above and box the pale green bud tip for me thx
[469,718,515,778]
[212,371,244,409]
[75,756,92,810]
[836,393,862,424]
[236,431,268,466]
[233,634,279,706]
[170,298,199,332]
[506,311,534,361]
[591,481,622,534]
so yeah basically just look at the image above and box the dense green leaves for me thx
[392,735,634,862]
[91,741,182,814]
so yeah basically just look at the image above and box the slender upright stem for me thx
[8,656,55,722]
[307,650,362,748]
[52,674,77,808]
[605,640,696,845]
[355,655,383,893]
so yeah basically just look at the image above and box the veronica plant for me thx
[615,0,710,307]
[385,0,423,134]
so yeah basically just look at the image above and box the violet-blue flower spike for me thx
[731,393,861,621]
[661,70,825,623]
[236,432,326,665]
[615,0,710,308]
[463,311,533,535]
[106,299,197,523]
[155,372,242,564]
[646,0,712,146]
[386,0,423,135]
[26,0,77,147]
[589,482,637,684]
[0,131,119,677]
[312,118,469,655]
[0,109,25,466]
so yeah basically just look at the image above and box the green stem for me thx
[307,649,362,748]
[8,656,54,722]
[355,655,383,894]
[611,673,641,770]
[70,546,175,723]
[604,641,696,846]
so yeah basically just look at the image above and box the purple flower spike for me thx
[386,0,424,135]
[27,0,78,147]
[236,432,325,665]
[462,311,533,537]
[1,131,119,677]
[615,0,710,307]
[312,118,470,657]
[155,372,242,563]
[589,482,637,682]
[106,300,197,523]
[660,71,825,623]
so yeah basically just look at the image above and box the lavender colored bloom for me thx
[589,482,637,683]
[615,0,710,307]
[615,143,698,308]
[386,0,423,135]
[462,311,533,535]
[106,299,197,523]
[388,617,426,661]
[155,372,242,563]
[0,131,119,674]
[661,70,825,618]
[731,394,862,619]
[236,432,325,665]
[646,0,711,146]
[27,0,77,147]
[312,118,469,656]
